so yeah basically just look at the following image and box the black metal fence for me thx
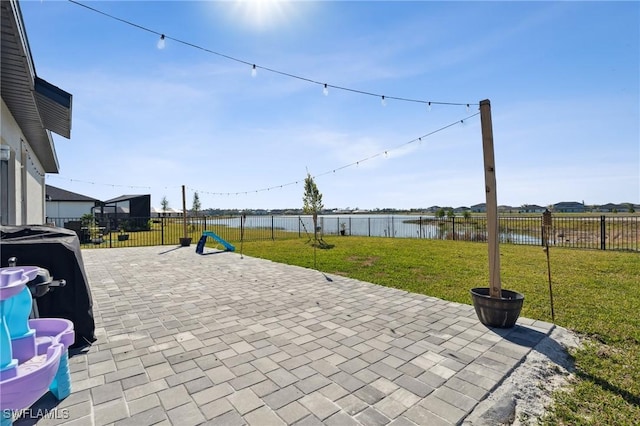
[48,214,639,252]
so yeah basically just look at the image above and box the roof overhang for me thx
[1,0,72,173]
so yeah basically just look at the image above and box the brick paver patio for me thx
[19,245,553,425]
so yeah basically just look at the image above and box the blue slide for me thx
[196,231,236,254]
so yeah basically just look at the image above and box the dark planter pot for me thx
[340,230,346,236]
[118,234,129,241]
[470,287,524,328]
[179,237,192,247]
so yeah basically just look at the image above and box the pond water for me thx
[204,214,542,245]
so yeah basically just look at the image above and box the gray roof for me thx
[1,0,72,173]
[103,195,148,204]
[45,185,99,202]
[554,201,584,208]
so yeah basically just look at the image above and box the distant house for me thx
[553,201,585,213]
[95,194,151,230]
[597,203,633,213]
[45,185,100,223]
[1,1,72,225]
[520,204,546,213]
[470,203,486,213]
[151,207,183,218]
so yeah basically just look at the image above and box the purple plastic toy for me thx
[0,267,74,425]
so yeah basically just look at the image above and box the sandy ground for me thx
[463,325,582,425]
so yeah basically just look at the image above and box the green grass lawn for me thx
[237,236,640,425]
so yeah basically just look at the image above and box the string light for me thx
[49,112,480,196]
[47,175,152,190]
[20,143,46,178]
[323,84,328,96]
[58,1,484,201]
[66,0,478,110]
[186,112,479,197]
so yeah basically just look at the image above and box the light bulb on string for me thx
[466,104,470,112]
[157,34,165,50]
[323,84,328,96]
[251,64,257,78]
[381,95,387,107]
[427,102,431,112]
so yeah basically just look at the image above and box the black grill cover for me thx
[1,225,97,348]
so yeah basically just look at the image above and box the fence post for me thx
[348,217,352,236]
[161,217,165,245]
[368,217,371,237]
[542,209,552,247]
[271,216,275,241]
[452,216,456,240]
[419,216,422,238]
[600,215,606,250]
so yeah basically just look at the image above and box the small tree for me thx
[80,213,95,228]
[446,208,455,219]
[192,192,201,216]
[463,210,471,219]
[160,196,169,217]
[303,173,323,242]
[436,208,446,219]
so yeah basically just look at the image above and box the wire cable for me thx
[67,0,477,107]
[189,112,480,197]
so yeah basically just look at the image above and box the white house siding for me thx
[24,148,46,224]
[1,100,48,225]
[46,201,95,220]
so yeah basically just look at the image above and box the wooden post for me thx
[480,99,502,298]
[182,185,188,239]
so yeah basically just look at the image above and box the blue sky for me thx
[22,0,639,210]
